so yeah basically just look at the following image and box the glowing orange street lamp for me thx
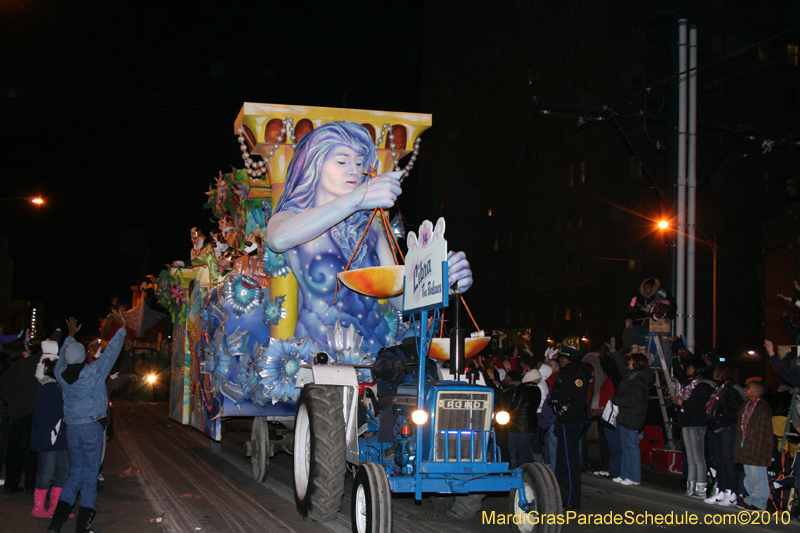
[657,220,669,229]
[31,197,44,205]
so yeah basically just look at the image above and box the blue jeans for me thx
[60,421,104,509]
[35,449,70,490]
[605,425,622,478]
[618,425,641,483]
[508,433,534,468]
[743,465,769,510]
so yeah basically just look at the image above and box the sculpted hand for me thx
[351,171,403,211]
[447,251,473,292]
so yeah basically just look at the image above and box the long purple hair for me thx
[274,122,379,266]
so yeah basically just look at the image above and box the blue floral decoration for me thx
[325,322,374,382]
[263,295,287,326]
[251,337,317,405]
[262,247,291,278]
[222,273,264,317]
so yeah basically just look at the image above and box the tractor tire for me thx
[351,463,392,533]
[509,462,562,533]
[429,493,485,520]
[294,385,347,522]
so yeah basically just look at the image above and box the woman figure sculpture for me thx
[266,122,472,356]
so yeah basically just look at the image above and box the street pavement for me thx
[2,400,797,532]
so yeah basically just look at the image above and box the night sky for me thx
[0,1,424,334]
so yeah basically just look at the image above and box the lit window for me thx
[628,260,636,272]
[581,161,586,182]
[565,308,571,320]
[789,44,798,66]
[494,238,499,251]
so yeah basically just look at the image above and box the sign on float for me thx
[403,217,449,314]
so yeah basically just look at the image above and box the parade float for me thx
[165,104,436,474]
[162,105,558,533]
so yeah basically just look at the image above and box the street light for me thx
[657,221,717,347]
[0,196,45,205]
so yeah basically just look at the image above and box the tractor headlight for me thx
[495,411,510,425]
[147,374,157,384]
[411,409,428,425]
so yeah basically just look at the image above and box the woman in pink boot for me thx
[30,340,69,518]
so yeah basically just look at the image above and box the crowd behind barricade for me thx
[463,276,800,517]
[0,312,147,533]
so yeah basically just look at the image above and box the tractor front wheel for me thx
[351,463,392,533]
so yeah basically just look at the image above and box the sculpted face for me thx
[191,234,204,250]
[315,145,364,205]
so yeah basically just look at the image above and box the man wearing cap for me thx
[49,311,127,533]
[549,346,589,511]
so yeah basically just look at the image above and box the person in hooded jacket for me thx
[703,362,745,507]
[30,341,69,518]
[673,359,716,499]
[606,352,655,486]
[49,312,127,533]
[549,346,589,511]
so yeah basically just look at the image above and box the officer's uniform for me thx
[548,347,589,510]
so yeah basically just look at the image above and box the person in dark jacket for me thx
[606,353,654,486]
[372,338,437,444]
[673,360,716,499]
[0,340,41,494]
[31,342,69,518]
[703,362,745,507]
[506,369,541,468]
[549,346,589,511]
[765,339,800,433]
[733,379,773,511]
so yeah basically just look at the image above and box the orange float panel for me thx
[428,336,491,362]
[337,266,405,298]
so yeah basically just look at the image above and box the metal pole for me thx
[712,236,717,347]
[676,19,688,340]
[686,25,698,352]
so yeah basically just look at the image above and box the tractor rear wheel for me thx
[294,385,347,522]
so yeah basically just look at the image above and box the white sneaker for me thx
[612,477,623,483]
[620,479,640,486]
[717,490,737,507]
[98,473,104,481]
[593,470,609,477]
[0,478,4,486]
[703,488,720,504]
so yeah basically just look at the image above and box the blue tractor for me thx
[290,292,563,533]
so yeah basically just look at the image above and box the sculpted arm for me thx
[266,172,402,253]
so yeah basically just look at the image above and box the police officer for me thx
[548,346,589,511]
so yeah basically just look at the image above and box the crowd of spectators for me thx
[463,275,800,516]
[0,312,133,533]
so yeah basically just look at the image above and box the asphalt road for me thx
[3,400,796,533]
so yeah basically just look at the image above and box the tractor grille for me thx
[433,391,493,462]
